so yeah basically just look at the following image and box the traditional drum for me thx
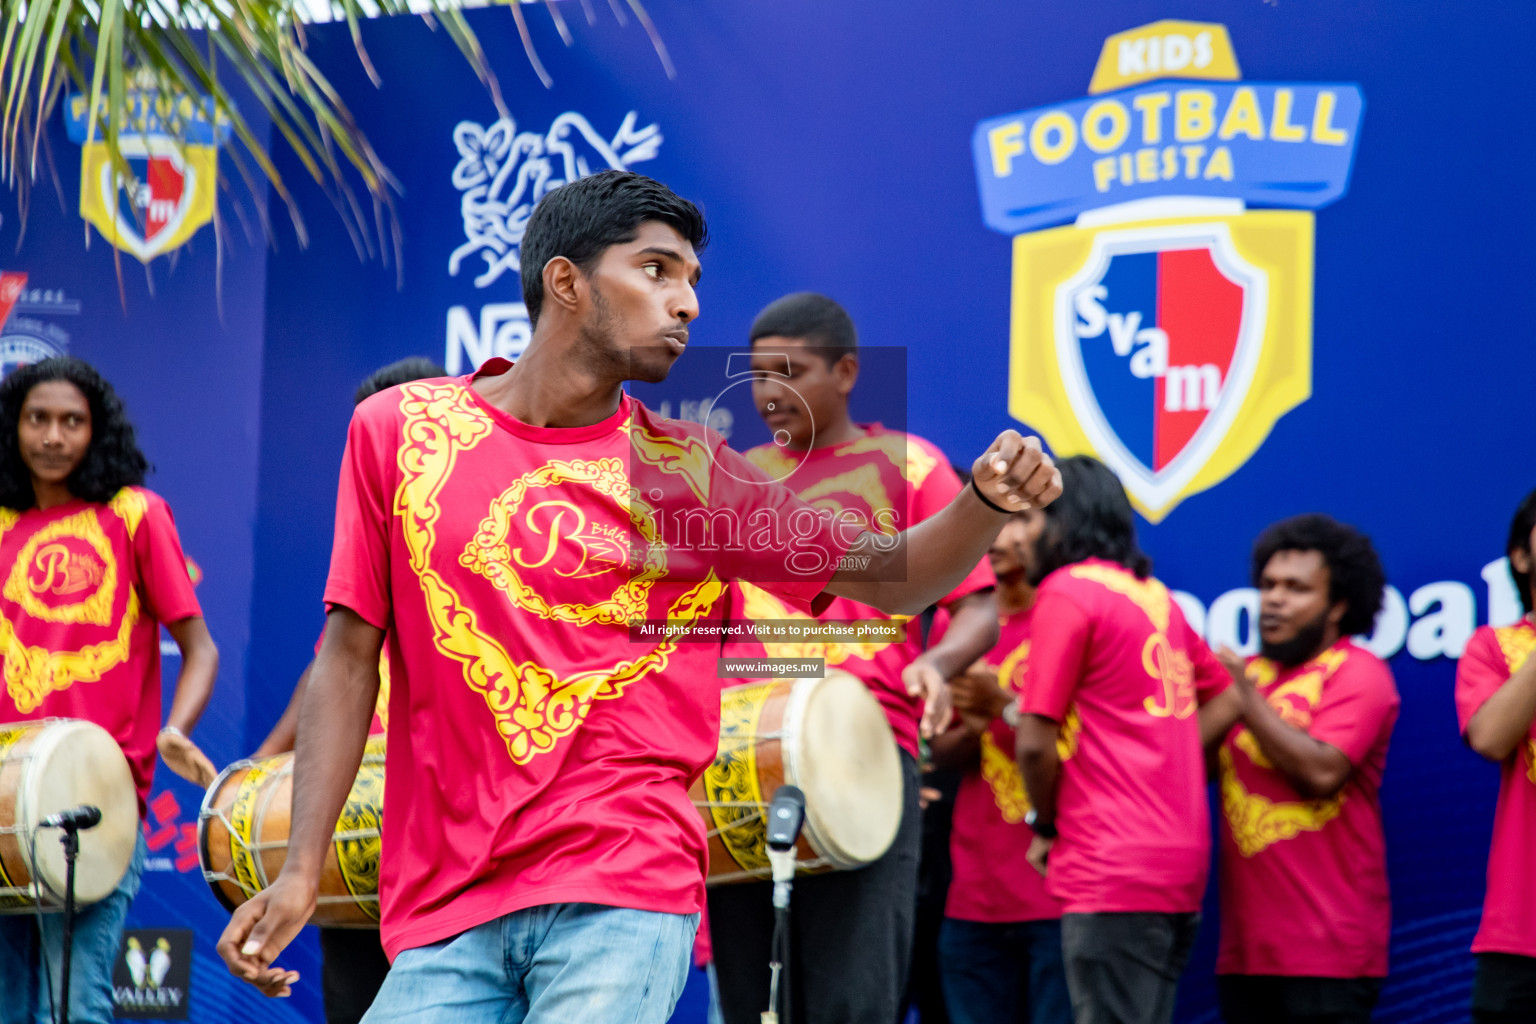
[692,671,902,884]
[0,719,138,913]
[199,735,384,928]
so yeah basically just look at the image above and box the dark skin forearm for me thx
[163,616,218,734]
[283,608,382,882]
[920,591,999,679]
[252,661,313,760]
[216,605,382,996]
[1237,686,1351,799]
[1014,713,1061,826]
[1466,654,1536,762]
[1200,687,1243,752]
[929,724,983,772]
[826,491,1014,615]
[825,433,1060,615]
[1196,686,1243,781]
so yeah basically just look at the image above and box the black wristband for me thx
[970,474,1014,514]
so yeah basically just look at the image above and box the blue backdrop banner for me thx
[0,3,1528,1023]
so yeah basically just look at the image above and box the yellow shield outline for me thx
[1008,207,1314,522]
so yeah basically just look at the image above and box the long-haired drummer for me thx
[1012,456,1230,1024]
[215,170,1062,1024]
[0,357,219,1024]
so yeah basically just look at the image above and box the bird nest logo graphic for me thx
[448,111,663,289]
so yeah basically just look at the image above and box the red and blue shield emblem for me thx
[1056,225,1267,512]
[69,101,223,263]
[116,151,189,249]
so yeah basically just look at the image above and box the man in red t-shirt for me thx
[709,293,1000,1024]
[1014,456,1230,1024]
[250,357,445,1024]
[1458,487,1536,1024]
[216,171,1064,1024]
[931,507,1070,1024]
[1205,514,1399,1024]
[0,356,219,1024]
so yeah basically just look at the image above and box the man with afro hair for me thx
[1206,514,1399,1024]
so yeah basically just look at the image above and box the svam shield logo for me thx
[77,136,217,263]
[1008,211,1314,522]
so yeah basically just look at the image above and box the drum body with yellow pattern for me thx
[691,671,902,884]
[198,735,384,928]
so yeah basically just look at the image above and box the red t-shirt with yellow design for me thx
[1216,640,1398,977]
[1018,558,1228,915]
[722,426,994,758]
[323,363,849,960]
[0,488,202,811]
[1456,619,1536,958]
[943,605,1063,923]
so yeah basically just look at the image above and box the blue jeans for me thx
[0,832,147,1024]
[361,903,699,1024]
[938,917,1072,1024]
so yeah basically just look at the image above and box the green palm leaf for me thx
[0,0,672,263]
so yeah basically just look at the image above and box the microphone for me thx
[766,785,806,851]
[40,805,102,830]
[765,785,806,911]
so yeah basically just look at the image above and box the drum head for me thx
[792,671,902,869]
[23,721,137,904]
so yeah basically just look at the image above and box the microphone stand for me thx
[57,821,82,1024]
[762,844,798,1024]
[761,785,805,1024]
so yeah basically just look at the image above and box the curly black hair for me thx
[1506,487,1536,615]
[1029,455,1152,584]
[1251,514,1386,637]
[0,356,149,510]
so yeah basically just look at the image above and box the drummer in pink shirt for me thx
[1459,487,1536,1024]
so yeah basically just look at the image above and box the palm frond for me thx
[0,0,673,265]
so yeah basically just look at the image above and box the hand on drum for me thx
[970,432,1062,512]
[157,728,217,787]
[216,874,316,997]
[902,653,954,739]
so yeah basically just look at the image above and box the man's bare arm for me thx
[928,727,983,773]
[1466,653,1536,762]
[826,433,1061,614]
[1015,713,1061,827]
[217,606,382,995]
[253,661,313,759]
[1213,647,1352,799]
[157,617,220,786]
[1199,687,1243,752]
[903,591,999,739]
